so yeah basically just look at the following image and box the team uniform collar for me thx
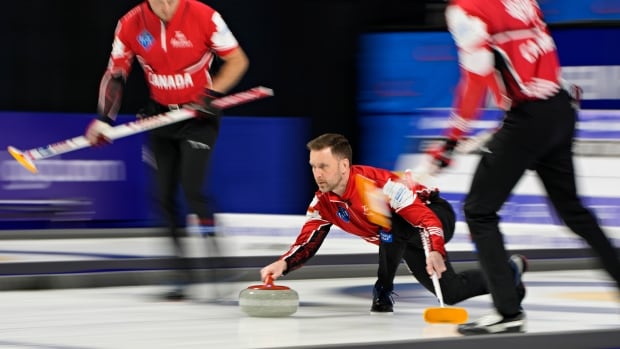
[319,167,358,204]
[340,167,359,203]
[143,0,188,26]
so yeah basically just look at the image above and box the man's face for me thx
[147,0,180,22]
[309,148,348,193]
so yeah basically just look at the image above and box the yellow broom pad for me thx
[7,146,38,173]
[424,306,468,324]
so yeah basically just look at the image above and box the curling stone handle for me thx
[248,275,289,290]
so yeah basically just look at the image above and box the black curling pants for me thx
[148,110,221,285]
[464,90,620,317]
[377,196,488,305]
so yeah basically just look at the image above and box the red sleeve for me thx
[395,204,446,257]
[279,198,332,274]
[378,173,447,257]
[97,20,135,120]
[444,3,508,140]
[199,8,240,57]
[445,70,490,140]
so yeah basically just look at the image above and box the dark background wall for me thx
[1,0,437,155]
[1,0,438,203]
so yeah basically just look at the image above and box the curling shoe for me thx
[458,312,526,335]
[509,254,528,303]
[370,285,395,315]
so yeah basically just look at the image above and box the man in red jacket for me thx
[261,133,527,314]
[425,0,620,334]
[85,0,249,300]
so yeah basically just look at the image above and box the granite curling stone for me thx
[239,275,299,317]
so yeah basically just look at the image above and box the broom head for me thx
[423,306,468,324]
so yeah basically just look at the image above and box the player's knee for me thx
[462,200,480,219]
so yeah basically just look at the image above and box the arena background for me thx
[0,3,619,347]
[1,0,619,239]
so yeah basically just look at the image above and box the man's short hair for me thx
[307,133,352,163]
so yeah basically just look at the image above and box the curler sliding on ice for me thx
[7,86,273,174]
[260,133,494,316]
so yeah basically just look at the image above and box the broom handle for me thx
[420,230,446,308]
[431,272,445,308]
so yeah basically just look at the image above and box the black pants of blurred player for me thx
[463,90,620,317]
[377,193,489,305]
[143,100,222,287]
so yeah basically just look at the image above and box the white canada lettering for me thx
[148,72,194,90]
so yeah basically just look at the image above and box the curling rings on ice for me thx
[239,275,299,317]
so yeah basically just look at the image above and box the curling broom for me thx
[420,229,468,324]
[7,86,274,174]
[356,170,469,324]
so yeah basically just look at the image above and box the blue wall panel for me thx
[0,113,311,229]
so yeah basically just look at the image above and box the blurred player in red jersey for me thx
[261,133,527,314]
[422,0,620,334]
[85,0,249,300]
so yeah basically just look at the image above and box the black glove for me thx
[136,100,162,119]
[561,79,583,110]
[189,88,225,116]
[428,138,458,169]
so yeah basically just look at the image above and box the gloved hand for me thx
[567,84,583,110]
[85,117,113,146]
[428,138,458,170]
[136,101,161,120]
[189,88,225,116]
[561,79,583,110]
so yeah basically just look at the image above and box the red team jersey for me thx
[280,165,447,274]
[100,0,240,116]
[444,0,562,139]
